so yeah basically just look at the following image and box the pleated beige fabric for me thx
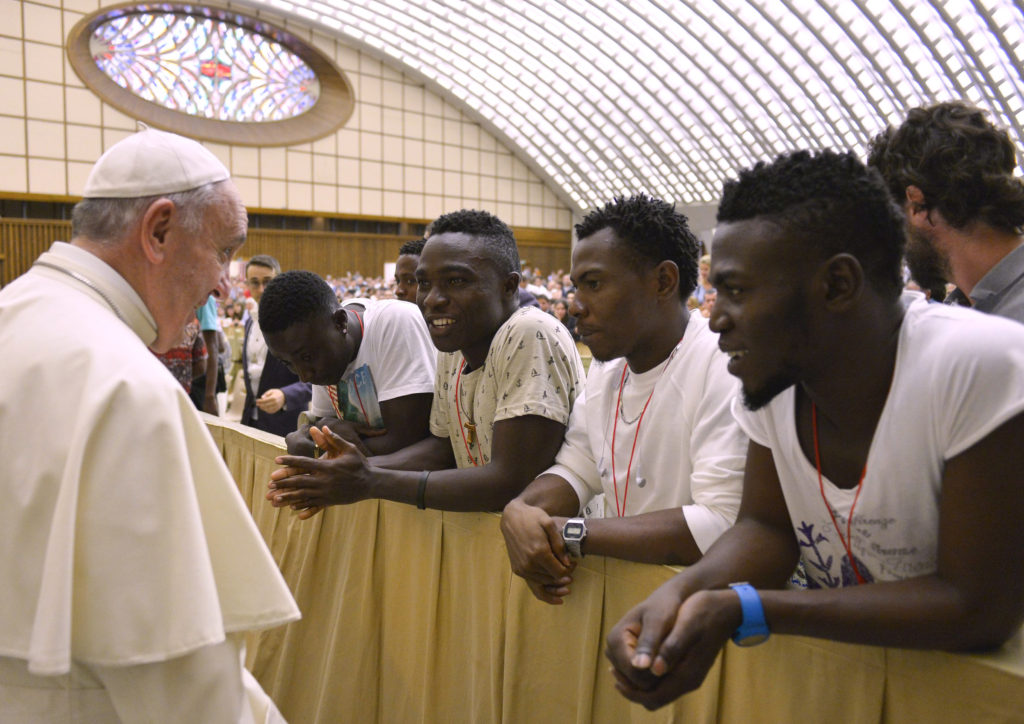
[210,418,1024,724]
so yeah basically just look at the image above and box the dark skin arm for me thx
[608,413,1024,710]
[362,393,433,454]
[284,392,433,456]
[268,414,567,515]
[370,434,456,472]
[502,476,705,604]
[200,329,219,415]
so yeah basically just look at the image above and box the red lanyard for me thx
[454,359,480,466]
[609,337,683,517]
[811,403,867,585]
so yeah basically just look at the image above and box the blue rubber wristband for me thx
[729,582,770,646]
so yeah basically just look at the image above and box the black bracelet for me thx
[416,470,430,510]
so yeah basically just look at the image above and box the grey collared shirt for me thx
[945,243,1024,325]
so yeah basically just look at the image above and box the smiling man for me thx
[266,209,584,514]
[500,195,747,604]
[0,129,298,721]
[604,150,1024,711]
[257,269,436,464]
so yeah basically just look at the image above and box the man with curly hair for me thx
[500,195,747,604]
[257,269,436,477]
[868,101,1024,321]
[605,150,1024,710]
[267,209,585,514]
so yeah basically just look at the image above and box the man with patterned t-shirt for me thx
[266,209,585,514]
[604,150,1024,711]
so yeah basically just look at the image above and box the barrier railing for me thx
[204,415,1024,723]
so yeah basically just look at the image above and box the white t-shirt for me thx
[0,243,299,721]
[733,295,1024,587]
[546,311,747,552]
[310,298,437,419]
[430,306,585,468]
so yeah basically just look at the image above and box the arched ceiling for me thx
[235,0,1024,213]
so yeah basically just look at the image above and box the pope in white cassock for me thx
[0,128,300,722]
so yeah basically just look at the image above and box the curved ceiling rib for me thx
[235,0,1024,213]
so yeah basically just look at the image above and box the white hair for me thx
[71,181,229,243]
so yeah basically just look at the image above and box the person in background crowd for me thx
[394,238,426,304]
[868,101,1024,323]
[240,254,312,437]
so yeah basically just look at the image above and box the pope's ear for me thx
[139,198,176,264]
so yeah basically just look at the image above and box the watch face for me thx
[564,522,584,538]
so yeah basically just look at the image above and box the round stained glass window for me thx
[68,4,353,146]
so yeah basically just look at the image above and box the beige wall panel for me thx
[0,0,572,279]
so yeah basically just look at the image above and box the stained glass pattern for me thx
[90,13,321,123]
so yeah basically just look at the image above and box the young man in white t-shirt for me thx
[266,210,584,514]
[605,150,1024,710]
[500,195,747,604]
[258,270,436,470]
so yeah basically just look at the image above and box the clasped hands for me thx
[603,578,743,710]
[267,425,375,519]
[499,499,577,605]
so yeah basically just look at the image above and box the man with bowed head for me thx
[605,150,1024,710]
[0,128,299,721]
[501,195,746,605]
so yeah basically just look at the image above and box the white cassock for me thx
[0,242,300,723]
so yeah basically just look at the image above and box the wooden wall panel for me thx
[0,220,71,286]
[0,221,571,286]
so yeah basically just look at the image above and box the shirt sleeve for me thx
[429,354,454,440]
[941,319,1024,458]
[196,296,220,332]
[681,355,748,553]
[364,303,437,402]
[491,311,582,425]
[546,386,602,511]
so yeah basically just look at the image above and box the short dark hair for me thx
[867,101,1024,234]
[717,149,905,298]
[258,270,338,335]
[575,194,700,300]
[246,254,281,274]
[399,238,426,256]
[428,209,520,275]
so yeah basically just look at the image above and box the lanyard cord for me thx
[609,336,684,517]
[811,403,867,585]
[454,359,480,466]
[328,311,366,421]
[610,364,656,517]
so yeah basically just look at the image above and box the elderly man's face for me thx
[151,181,247,352]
